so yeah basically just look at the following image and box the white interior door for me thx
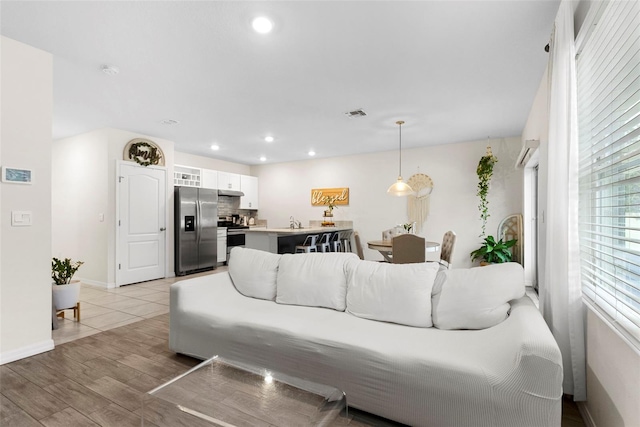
[118,163,166,286]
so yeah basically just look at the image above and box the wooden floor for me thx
[2,276,586,426]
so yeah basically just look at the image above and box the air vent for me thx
[160,119,180,125]
[345,109,367,118]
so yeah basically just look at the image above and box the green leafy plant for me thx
[470,235,517,264]
[476,148,498,236]
[52,257,84,285]
[403,222,414,233]
[322,195,339,214]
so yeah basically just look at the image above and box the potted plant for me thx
[470,235,517,265]
[321,195,339,226]
[51,257,84,311]
[476,147,498,237]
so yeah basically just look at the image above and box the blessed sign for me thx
[123,138,165,167]
[311,188,349,206]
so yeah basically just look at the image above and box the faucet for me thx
[290,216,302,229]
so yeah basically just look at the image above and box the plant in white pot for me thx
[51,257,84,314]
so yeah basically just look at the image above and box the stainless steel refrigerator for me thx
[175,187,218,276]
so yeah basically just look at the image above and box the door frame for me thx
[115,160,169,287]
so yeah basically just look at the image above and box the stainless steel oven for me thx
[221,223,249,261]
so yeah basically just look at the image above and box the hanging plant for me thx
[476,147,498,237]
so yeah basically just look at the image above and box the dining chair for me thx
[439,230,457,269]
[295,234,319,253]
[353,231,365,260]
[382,228,398,241]
[392,234,425,264]
[318,233,332,252]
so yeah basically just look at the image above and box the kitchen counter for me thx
[245,226,353,254]
[245,226,351,235]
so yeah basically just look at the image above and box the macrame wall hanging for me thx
[407,173,434,233]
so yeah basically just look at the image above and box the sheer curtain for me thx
[538,0,586,401]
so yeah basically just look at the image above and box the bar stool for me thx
[339,230,353,252]
[295,234,319,253]
[330,232,342,252]
[318,233,332,252]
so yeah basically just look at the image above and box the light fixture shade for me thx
[387,176,414,196]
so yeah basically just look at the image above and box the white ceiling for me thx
[1,1,559,165]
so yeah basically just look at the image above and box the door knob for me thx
[160,227,166,231]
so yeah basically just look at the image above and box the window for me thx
[577,0,640,344]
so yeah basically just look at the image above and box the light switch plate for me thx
[11,211,32,226]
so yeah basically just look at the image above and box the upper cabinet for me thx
[201,169,218,189]
[174,167,257,209]
[217,171,241,191]
[174,165,201,187]
[240,175,259,210]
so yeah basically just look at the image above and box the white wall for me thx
[174,151,251,176]
[0,37,54,363]
[252,137,523,268]
[53,128,174,287]
[585,310,640,427]
[52,130,109,284]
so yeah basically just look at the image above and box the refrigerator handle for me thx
[196,199,201,246]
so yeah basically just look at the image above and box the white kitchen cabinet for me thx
[217,228,227,263]
[173,165,201,187]
[239,175,259,210]
[201,168,218,189]
[217,171,241,191]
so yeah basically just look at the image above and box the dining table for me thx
[367,239,440,263]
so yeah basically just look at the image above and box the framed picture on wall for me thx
[1,166,33,184]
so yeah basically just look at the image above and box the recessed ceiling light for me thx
[252,17,273,34]
[308,150,316,156]
[259,156,267,162]
[101,65,120,76]
[264,136,274,143]
[211,144,219,151]
[160,119,180,125]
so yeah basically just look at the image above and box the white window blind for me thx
[577,0,640,344]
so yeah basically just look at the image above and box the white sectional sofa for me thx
[170,248,563,427]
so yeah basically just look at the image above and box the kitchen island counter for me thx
[245,227,352,254]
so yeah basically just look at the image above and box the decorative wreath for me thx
[126,140,164,167]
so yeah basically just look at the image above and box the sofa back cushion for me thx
[346,260,440,327]
[276,252,359,311]
[228,247,281,301]
[431,262,525,330]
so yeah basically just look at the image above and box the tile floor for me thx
[52,268,225,346]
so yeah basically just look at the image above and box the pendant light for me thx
[387,120,415,196]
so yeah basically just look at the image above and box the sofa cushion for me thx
[432,262,525,330]
[228,247,281,300]
[346,260,440,327]
[276,252,359,311]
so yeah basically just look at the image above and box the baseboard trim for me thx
[578,402,596,427]
[0,339,55,365]
[79,278,115,289]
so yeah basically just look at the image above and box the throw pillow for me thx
[228,247,282,301]
[276,252,360,311]
[431,262,525,330]
[346,260,440,327]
